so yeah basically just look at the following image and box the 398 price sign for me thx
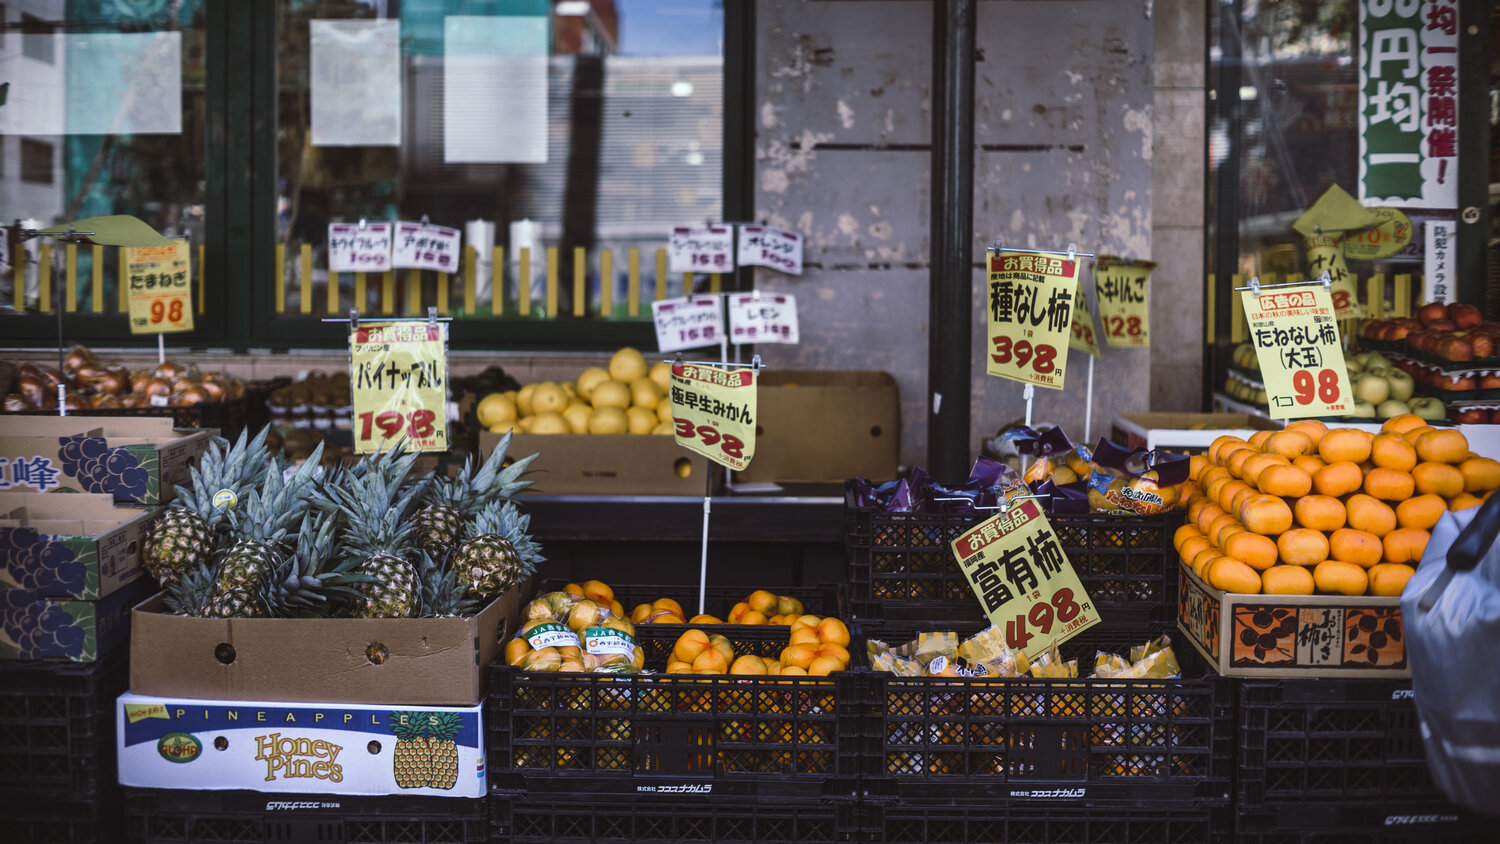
[985,251,1078,390]
[668,362,757,471]
[350,321,450,453]
[1239,285,1352,419]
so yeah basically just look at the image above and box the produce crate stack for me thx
[124,788,489,844]
[490,792,861,844]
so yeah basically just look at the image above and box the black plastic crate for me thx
[490,791,856,843]
[0,647,129,798]
[1234,802,1493,843]
[845,481,1181,629]
[487,623,866,796]
[14,391,261,439]
[853,622,1233,806]
[855,801,1230,844]
[1237,677,1445,805]
[7,791,124,844]
[123,788,487,844]
[538,579,846,625]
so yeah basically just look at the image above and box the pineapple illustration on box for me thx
[390,711,462,789]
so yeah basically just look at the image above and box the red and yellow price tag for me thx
[350,321,449,453]
[1069,287,1101,358]
[1240,285,1353,419]
[949,499,1101,658]
[669,363,757,471]
[1303,234,1361,320]
[124,240,193,334]
[985,252,1078,390]
[1094,255,1154,349]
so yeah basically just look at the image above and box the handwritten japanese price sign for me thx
[727,293,799,344]
[1093,256,1154,349]
[669,363,756,471]
[328,222,393,273]
[986,251,1078,389]
[124,239,194,334]
[950,499,1101,658]
[1302,234,1361,319]
[392,221,460,272]
[736,225,802,275]
[668,225,735,274]
[349,321,449,453]
[1240,284,1353,418]
[652,295,724,353]
[1068,287,1101,358]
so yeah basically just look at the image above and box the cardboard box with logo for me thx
[2,576,157,662]
[0,416,211,505]
[734,369,900,484]
[0,491,157,599]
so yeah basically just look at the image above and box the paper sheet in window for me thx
[3,32,182,135]
[442,16,547,164]
[311,20,402,147]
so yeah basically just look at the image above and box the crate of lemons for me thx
[1174,413,1500,598]
[476,348,676,437]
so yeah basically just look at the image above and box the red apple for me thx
[1442,337,1475,362]
[1479,375,1500,389]
[1492,410,1500,424]
[1472,334,1495,359]
[1448,303,1483,329]
[1427,318,1458,331]
[1456,409,1488,424]
[1418,302,1449,326]
[1449,375,1478,390]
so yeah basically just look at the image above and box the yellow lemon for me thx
[576,367,610,401]
[530,382,569,415]
[476,392,517,428]
[516,383,538,417]
[488,420,521,435]
[562,381,577,398]
[649,360,672,392]
[657,400,673,423]
[590,379,631,410]
[517,415,535,432]
[651,421,675,435]
[630,378,664,410]
[609,347,649,384]
[529,411,570,434]
[562,402,593,434]
[627,406,658,434]
[588,406,629,434]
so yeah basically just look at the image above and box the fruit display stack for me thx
[264,370,352,433]
[1224,343,1446,421]
[1,345,247,413]
[476,346,676,436]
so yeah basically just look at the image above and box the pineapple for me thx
[426,713,462,789]
[452,498,544,601]
[162,561,220,617]
[418,551,480,619]
[209,442,327,616]
[319,446,427,618]
[390,714,429,789]
[142,426,271,588]
[411,432,537,560]
[265,510,370,617]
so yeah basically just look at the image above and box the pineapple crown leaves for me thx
[320,445,428,555]
[271,510,376,617]
[486,431,540,499]
[227,440,328,545]
[169,425,273,523]
[163,562,218,616]
[418,550,481,618]
[469,499,545,572]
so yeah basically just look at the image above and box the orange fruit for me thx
[1206,557,1262,594]
[740,610,768,625]
[504,637,532,665]
[1448,492,1484,511]
[1239,494,1294,536]
[1292,455,1327,476]
[1258,464,1312,498]
[1412,462,1465,498]
[1176,480,1201,505]
[1459,457,1500,493]
[1380,413,1428,435]
[1248,429,1277,449]
[1213,518,1247,550]
[1312,461,1364,497]
[1188,455,1212,483]
[730,654,769,675]
[808,655,846,676]
[1179,535,1215,567]
[1346,494,1397,537]
[672,629,710,663]
[1226,447,1260,480]
[1313,560,1369,596]
[1364,467,1416,502]
[779,643,819,670]
[1208,435,1248,465]
[652,597,685,618]
[1369,563,1417,597]
[1370,433,1418,472]
[788,627,822,647]
[1174,523,1205,553]
[1401,425,1438,446]
[1218,442,1257,469]
[1277,528,1330,566]
[1319,428,1374,463]
[745,589,779,615]
[689,614,725,625]
[1225,531,1280,571]
[727,602,750,623]
[581,580,615,605]
[1285,419,1330,442]
[1395,494,1446,530]
[1262,564,1316,595]
[1186,494,1215,525]
[816,617,851,647]
[1230,485,1261,515]
[1328,528,1384,567]
[1264,430,1315,459]
[1195,502,1228,535]
[1293,494,1346,532]
[1217,479,1255,514]
[1415,429,1470,464]
[1241,453,1290,485]
[1205,474,1236,503]
[692,648,730,674]
[1382,527,1430,564]
[1191,548,1225,580]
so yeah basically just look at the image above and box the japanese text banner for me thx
[124,240,194,334]
[349,322,450,453]
[950,499,1101,658]
[986,252,1078,389]
[1069,287,1101,358]
[1093,256,1154,349]
[1240,285,1353,419]
[1303,234,1362,319]
[669,363,756,471]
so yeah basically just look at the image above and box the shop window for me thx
[21,13,54,63]
[18,137,51,183]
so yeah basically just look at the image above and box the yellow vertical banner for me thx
[1206,274,1216,343]
[1367,275,1385,320]
[492,246,504,315]
[519,247,532,316]
[600,249,613,317]
[16,241,27,312]
[1093,256,1155,348]
[1230,275,1246,343]
[381,270,395,315]
[406,268,421,315]
[38,242,52,313]
[197,244,206,314]
[463,246,476,315]
[546,246,559,317]
[1240,284,1352,418]
[628,248,641,316]
[669,362,757,471]
[985,251,1080,390]
[123,240,194,333]
[436,272,449,315]
[655,249,668,302]
[65,243,77,313]
[709,272,721,294]
[355,272,367,314]
[349,321,450,454]
[327,269,339,314]
[118,249,129,313]
[1393,274,1412,317]
[274,242,286,314]
[90,245,103,313]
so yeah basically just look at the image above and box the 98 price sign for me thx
[1239,284,1352,419]
[124,240,194,334]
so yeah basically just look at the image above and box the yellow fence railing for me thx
[8,241,209,317]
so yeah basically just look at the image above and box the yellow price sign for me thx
[349,321,450,453]
[1343,207,1413,261]
[950,499,1101,659]
[1094,256,1154,349]
[669,362,757,471]
[985,251,1079,390]
[124,240,193,334]
[1240,284,1353,419]
[1303,234,1361,319]
[1068,287,1101,358]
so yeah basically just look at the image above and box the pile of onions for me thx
[3,346,246,412]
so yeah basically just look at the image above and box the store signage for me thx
[1239,282,1353,419]
[1358,0,1458,209]
[985,251,1078,390]
[669,362,757,471]
[669,225,735,274]
[1302,234,1362,319]
[124,239,193,334]
[1343,207,1414,261]
[1423,219,1456,304]
[1093,256,1154,349]
[349,321,449,453]
[1068,287,1101,358]
[736,225,802,275]
[652,295,724,353]
[950,498,1100,658]
[726,292,799,344]
[328,222,393,273]
[392,221,460,272]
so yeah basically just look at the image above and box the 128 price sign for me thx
[123,240,194,335]
[950,499,1100,658]
[1093,255,1155,349]
[986,251,1078,390]
[1240,284,1352,419]
[668,362,757,471]
[350,321,450,453]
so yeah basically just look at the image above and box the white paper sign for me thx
[669,226,735,274]
[736,225,803,275]
[328,222,394,273]
[392,221,461,272]
[311,20,402,147]
[1423,220,1456,304]
[443,16,548,164]
[652,295,725,353]
[727,293,799,344]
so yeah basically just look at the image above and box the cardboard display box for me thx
[129,579,529,706]
[0,416,211,505]
[1111,412,1282,453]
[735,369,901,484]
[1177,563,1408,678]
[0,492,157,599]
[480,432,712,495]
[117,693,483,797]
[2,575,156,661]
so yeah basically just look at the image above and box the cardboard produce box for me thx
[1111,412,1281,453]
[129,579,529,706]
[735,369,900,484]
[0,492,157,599]
[2,575,156,661]
[0,416,211,505]
[1177,563,1408,678]
[117,693,484,797]
[480,431,711,495]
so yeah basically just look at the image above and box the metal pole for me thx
[1457,0,1491,314]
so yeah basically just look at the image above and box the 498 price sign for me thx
[950,499,1100,658]
[350,321,449,453]
[1240,285,1352,418]
[669,363,756,471]
[986,251,1078,389]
